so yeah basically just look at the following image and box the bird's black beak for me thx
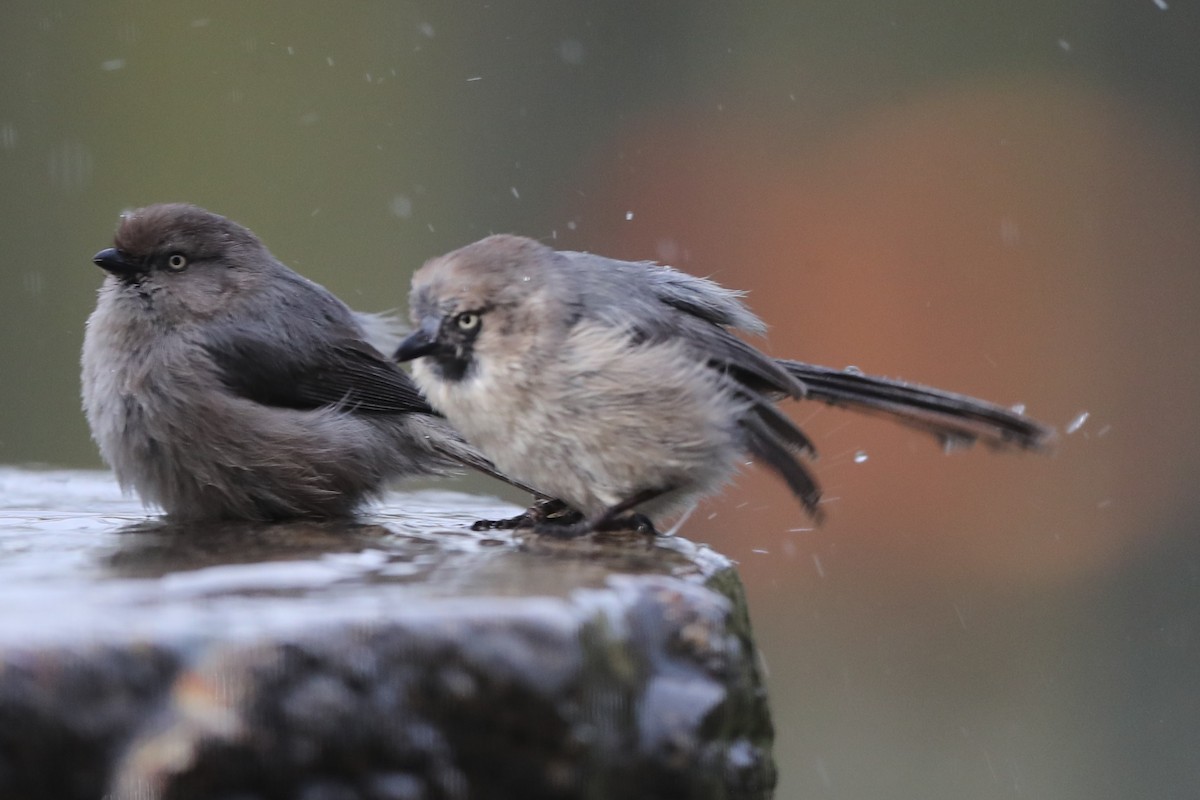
[93,248,142,278]
[393,317,442,362]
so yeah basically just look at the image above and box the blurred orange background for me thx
[573,75,1200,585]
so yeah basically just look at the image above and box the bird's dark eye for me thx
[454,311,481,332]
[165,253,188,271]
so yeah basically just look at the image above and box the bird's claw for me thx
[472,498,574,531]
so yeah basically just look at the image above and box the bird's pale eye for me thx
[454,311,481,332]
[165,253,189,272]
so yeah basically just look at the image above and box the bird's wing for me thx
[205,325,434,415]
[561,252,805,397]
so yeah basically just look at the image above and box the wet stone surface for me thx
[0,468,776,800]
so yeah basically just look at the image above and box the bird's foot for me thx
[472,498,575,531]
[532,511,658,540]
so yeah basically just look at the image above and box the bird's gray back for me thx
[557,251,766,334]
[555,250,802,398]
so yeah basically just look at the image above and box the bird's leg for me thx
[472,497,575,531]
[533,488,667,539]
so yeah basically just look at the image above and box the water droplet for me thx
[389,194,413,219]
[0,123,17,150]
[558,38,585,65]
[952,602,968,630]
[853,451,869,464]
[1066,410,1089,435]
[1000,218,1021,246]
[941,434,971,454]
[1010,403,1027,414]
[655,238,679,262]
[1152,0,1168,10]
[843,365,864,376]
[510,187,520,200]
[326,56,335,66]
[624,211,634,221]
[1058,38,1071,52]
[47,141,93,194]
[100,58,125,71]
[566,220,577,230]
[22,272,44,296]
[418,22,435,38]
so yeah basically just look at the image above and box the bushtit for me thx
[82,204,533,521]
[394,235,1054,537]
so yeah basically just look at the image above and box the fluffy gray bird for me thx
[394,234,1054,536]
[82,204,530,521]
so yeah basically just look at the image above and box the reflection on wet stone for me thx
[0,470,776,800]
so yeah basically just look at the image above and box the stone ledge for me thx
[0,469,775,800]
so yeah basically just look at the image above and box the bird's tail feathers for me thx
[780,360,1055,452]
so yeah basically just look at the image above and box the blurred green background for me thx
[3,2,1199,798]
